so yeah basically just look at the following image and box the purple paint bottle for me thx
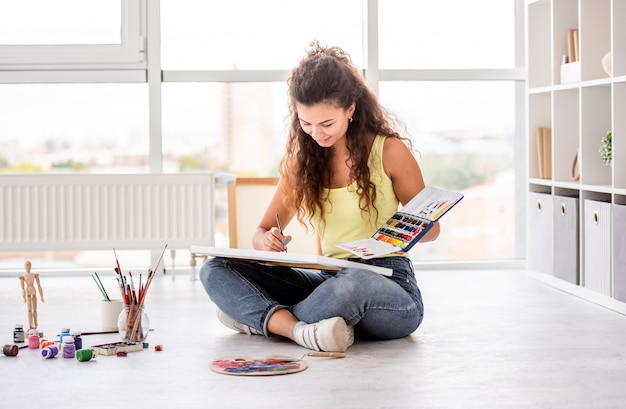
[62,336,75,359]
[42,345,59,359]
[71,331,82,350]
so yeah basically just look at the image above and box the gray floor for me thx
[2,267,626,409]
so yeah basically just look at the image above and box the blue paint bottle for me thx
[59,328,70,345]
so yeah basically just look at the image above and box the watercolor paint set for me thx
[92,341,144,356]
[336,186,464,259]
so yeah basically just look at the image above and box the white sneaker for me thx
[293,317,354,352]
[216,309,263,336]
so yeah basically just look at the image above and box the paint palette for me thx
[210,355,308,376]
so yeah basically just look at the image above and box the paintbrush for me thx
[303,352,346,359]
[268,352,346,362]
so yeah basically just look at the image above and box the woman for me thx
[200,41,439,352]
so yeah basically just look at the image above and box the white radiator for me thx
[0,174,222,252]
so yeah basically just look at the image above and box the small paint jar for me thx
[28,330,40,349]
[13,325,24,343]
[75,348,97,362]
[62,336,75,359]
[3,344,19,357]
[40,340,55,349]
[59,328,70,345]
[41,345,59,359]
[71,331,83,350]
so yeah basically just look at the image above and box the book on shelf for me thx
[335,186,464,259]
[561,28,580,84]
[536,127,552,179]
[542,127,552,179]
[567,28,579,63]
[536,128,545,178]
[572,29,579,63]
[189,246,393,276]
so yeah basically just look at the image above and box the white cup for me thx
[100,299,123,332]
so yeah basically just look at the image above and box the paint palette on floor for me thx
[210,355,308,376]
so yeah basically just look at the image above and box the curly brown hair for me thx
[280,40,412,226]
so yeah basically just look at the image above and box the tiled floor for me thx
[2,267,626,409]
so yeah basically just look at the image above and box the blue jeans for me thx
[199,256,424,340]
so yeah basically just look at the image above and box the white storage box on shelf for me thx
[553,195,579,284]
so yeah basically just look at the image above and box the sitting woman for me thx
[200,40,439,352]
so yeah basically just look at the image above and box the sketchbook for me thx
[335,186,464,260]
[189,246,392,276]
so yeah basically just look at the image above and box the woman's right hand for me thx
[263,227,292,252]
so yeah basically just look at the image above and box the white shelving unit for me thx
[526,0,626,313]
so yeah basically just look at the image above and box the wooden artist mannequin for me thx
[20,261,44,331]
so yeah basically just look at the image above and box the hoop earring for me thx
[349,117,353,123]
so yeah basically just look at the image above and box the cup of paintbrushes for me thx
[117,303,150,343]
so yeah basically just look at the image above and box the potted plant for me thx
[600,130,612,166]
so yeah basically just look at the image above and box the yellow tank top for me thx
[312,135,401,258]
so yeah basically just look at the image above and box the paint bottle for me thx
[75,348,97,362]
[59,328,70,346]
[41,345,59,359]
[3,344,19,357]
[71,331,83,350]
[40,340,55,349]
[13,325,24,343]
[28,330,40,349]
[62,336,75,359]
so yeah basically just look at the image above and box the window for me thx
[380,81,516,261]
[162,82,288,175]
[0,0,143,66]
[160,0,363,70]
[378,0,515,69]
[0,83,149,173]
